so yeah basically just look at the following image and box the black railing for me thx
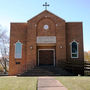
[84,61,90,76]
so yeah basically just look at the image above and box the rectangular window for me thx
[16,62,20,64]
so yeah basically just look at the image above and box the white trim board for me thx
[38,49,55,67]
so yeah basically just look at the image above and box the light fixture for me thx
[30,46,33,50]
[35,24,37,27]
[56,24,58,26]
[60,46,62,48]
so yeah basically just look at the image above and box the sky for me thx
[0,0,90,51]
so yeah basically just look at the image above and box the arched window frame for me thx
[70,40,79,58]
[14,40,23,59]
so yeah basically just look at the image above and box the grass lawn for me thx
[56,76,90,90]
[0,76,90,90]
[0,76,37,90]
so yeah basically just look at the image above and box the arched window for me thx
[15,40,22,59]
[70,41,79,58]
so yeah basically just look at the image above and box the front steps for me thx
[20,66,74,76]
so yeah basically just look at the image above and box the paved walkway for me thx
[37,77,67,90]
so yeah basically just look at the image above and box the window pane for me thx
[15,42,22,58]
[72,54,77,57]
[16,43,21,53]
[72,42,77,53]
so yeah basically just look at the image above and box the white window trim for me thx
[70,40,79,58]
[38,49,55,67]
[14,40,23,59]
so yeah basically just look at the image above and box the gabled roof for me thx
[27,10,65,22]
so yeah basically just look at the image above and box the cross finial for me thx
[43,2,50,10]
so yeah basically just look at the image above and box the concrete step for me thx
[20,66,74,76]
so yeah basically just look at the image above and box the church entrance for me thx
[38,49,55,66]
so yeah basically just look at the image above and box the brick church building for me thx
[9,10,84,75]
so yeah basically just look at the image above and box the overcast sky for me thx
[0,0,90,51]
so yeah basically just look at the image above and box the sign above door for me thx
[37,36,56,43]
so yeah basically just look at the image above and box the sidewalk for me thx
[37,77,67,90]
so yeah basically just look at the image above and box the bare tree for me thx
[0,25,9,74]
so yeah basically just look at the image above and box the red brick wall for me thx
[66,22,84,61]
[9,10,84,75]
[56,21,66,66]
[26,21,37,70]
[9,23,27,75]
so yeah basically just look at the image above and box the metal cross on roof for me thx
[43,2,50,10]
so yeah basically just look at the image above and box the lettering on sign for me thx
[37,36,56,43]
